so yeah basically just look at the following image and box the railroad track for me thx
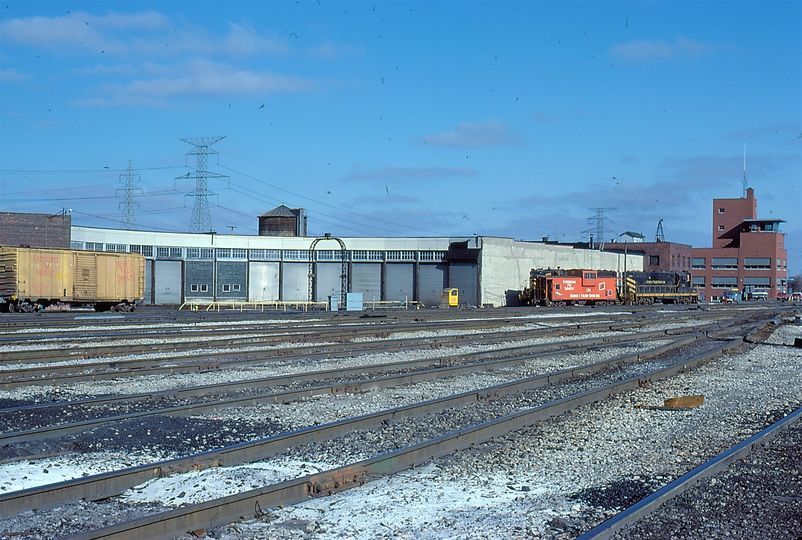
[50,319,777,540]
[0,306,788,538]
[0,332,700,519]
[0,313,638,363]
[0,331,690,444]
[0,316,697,387]
[578,403,802,539]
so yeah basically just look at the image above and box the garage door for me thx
[385,264,413,302]
[154,260,182,305]
[418,263,447,307]
[351,263,381,303]
[449,263,478,306]
[143,260,153,305]
[249,262,280,301]
[281,263,309,301]
[315,263,343,302]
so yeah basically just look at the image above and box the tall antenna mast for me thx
[117,160,142,229]
[655,219,665,242]
[177,136,228,233]
[742,142,748,197]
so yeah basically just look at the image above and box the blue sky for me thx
[0,1,800,270]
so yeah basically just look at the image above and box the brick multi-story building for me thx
[690,188,788,300]
[0,211,71,248]
[605,240,693,273]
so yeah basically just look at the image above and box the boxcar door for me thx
[73,253,97,301]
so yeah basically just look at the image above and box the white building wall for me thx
[479,237,644,307]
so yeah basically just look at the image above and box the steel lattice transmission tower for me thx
[177,136,228,233]
[584,207,616,249]
[117,160,143,229]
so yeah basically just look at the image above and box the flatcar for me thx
[0,246,145,312]
[519,269,619,306]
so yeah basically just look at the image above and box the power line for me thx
[0,165,185,174]
[219,164,449,236]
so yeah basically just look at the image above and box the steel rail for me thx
[0,318,666,388]
[0,329,678,416]
[0,334,703,519]
[0,333,692,445]
[577,404,802,540]
[0,315,635,364]
[63,324,762,540]
[0,311,632,343]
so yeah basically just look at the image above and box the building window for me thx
[231,248,247,259]
[718,225,725,231]
[691,276,705,286]
[387,250,416,261]
[156,247,170,258]
[315,250,345,261]
[711,257,738,270]
[105,244,126,253]
[70,241,83,250]
[283,250,310,261]
[649,255,660,266]
[85,242,103,251]
[691,257,706,269]
[186,248,201,259]
[190,284,199,292]
[222,284,231,292]
[216,248,231,259]
[233,284,241,292]
[711,276,738,288]
[419,251,446,262]
[744,257,770,270]
[718,208,725,213]
[200,284,209,293]
[744,277,770,288]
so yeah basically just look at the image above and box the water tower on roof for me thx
[258,205,307,237]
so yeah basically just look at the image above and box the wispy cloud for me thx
[0,67,28,83]
[73,59,313,108]
[421,121,522,148]
[0,12,287,58]
[610,36,715,62]
[343,166,478,182]
[307,40,363,59]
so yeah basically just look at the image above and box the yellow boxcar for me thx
[0,246,145,312]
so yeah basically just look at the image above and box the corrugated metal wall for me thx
[351,263,381,303]
[448,263,478,306]
[154,260,182,304]
[315,263,342,302]
[248,262,280,301]
[418,263,447,307]
[184,261,213,299]
[217,262,247,300]
[281,262,308,301]
[384,263,414,301]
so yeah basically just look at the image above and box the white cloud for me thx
[421,121,522,148]
[0,67,28,83]
[73,59,313,108]
[0,12,287,58]
[610,36,715,62]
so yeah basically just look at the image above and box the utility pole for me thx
[177,136,228,233]
[118,160,142,229]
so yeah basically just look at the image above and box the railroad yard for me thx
[0,304,800,540]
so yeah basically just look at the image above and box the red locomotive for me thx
[520,269,618,306]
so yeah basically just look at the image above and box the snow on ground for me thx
[123,459,336,507]
[0,450,167,494]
